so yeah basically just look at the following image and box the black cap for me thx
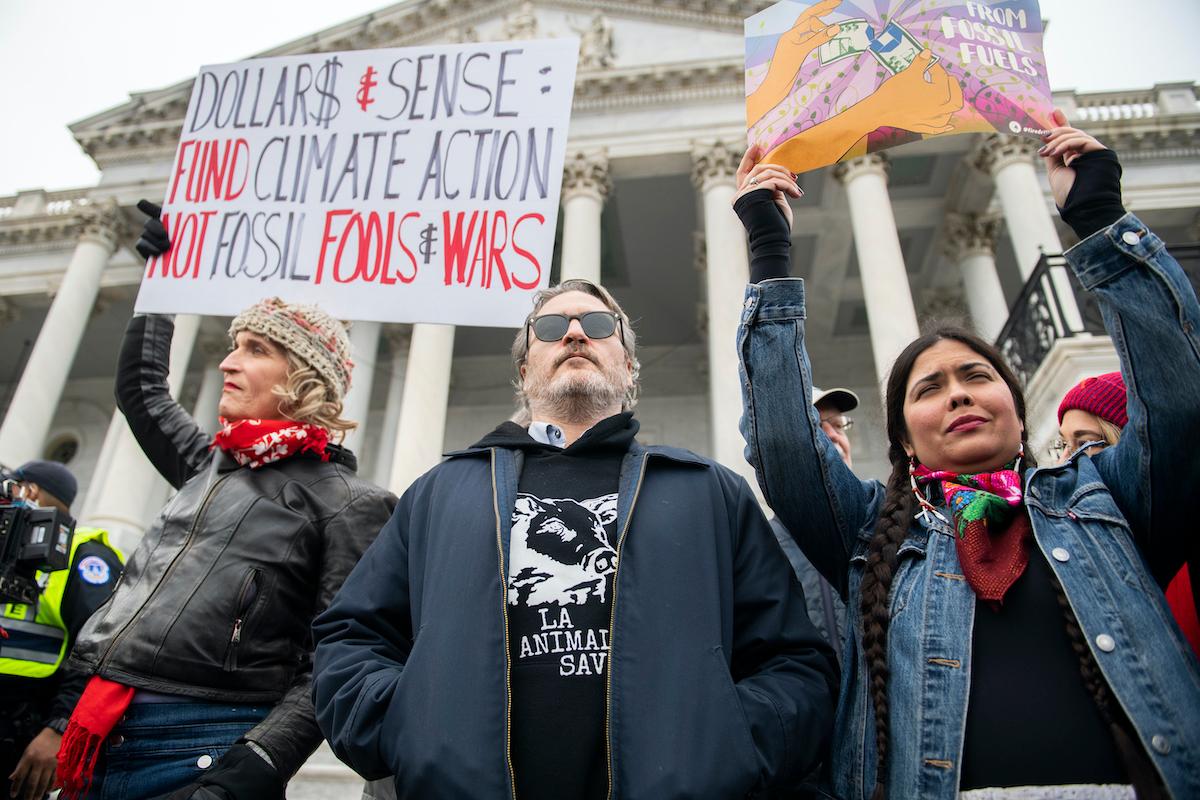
[14,460,78,510]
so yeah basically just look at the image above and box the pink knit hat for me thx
[1057,372,1128,428]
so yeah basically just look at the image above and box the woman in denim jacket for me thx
[734,112,1200,799]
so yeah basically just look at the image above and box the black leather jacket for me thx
[70,314,397,779]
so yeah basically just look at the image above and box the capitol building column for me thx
[944,213,1007,341]
[691,140,754,477]
[372,326,410,487]
[82,314,200,552]
[387,323,454,495]
[0,201,122,466]
[974,134,1083,331]
[340,321,382,457]
[559,151,611,283]
[834,154,920,384]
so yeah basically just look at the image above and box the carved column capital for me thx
[972,133,1038,176]
[690,140,742,193]
[74,199,124,253]
[943,213,1003,261]
[832,152,889,185]
[561,151,611,202]
[503,1,539,40]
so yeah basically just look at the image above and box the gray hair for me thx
[510,279,640,424]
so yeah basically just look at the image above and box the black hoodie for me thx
[474,413,636,800]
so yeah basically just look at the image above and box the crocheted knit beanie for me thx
[229,297,353,402]
[1057,371,1128,428]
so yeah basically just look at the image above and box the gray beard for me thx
[525,370,624,425]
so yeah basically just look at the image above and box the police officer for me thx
[0,460,122,800]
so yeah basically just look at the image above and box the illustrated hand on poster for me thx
[745,0,1054,174]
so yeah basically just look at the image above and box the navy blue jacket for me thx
[312,428,838,799]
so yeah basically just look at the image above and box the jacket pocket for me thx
[709,647,762,790]
[222,568,263,672]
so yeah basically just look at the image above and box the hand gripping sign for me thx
[135,38,579,328]
[745,0,1054,174]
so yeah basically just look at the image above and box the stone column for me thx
[372,326,411,487]
[82,315,201,553]
[974,134,1083,332]
[190,335,228,427]
[387,324,454,495]
[559,151,611,283]
[833,154,920,383]
[0,201,122,465]
[340,321,382,456]
[944,213,1007,341]
[691,140,756,478]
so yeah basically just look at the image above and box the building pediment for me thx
[71,0,756,169]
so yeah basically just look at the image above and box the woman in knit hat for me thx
[58,266,397,799]
[1055,371,1199,660]
[735,112,1200,799]
[1053,371,1128,462]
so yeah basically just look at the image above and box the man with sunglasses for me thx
[313,279,838,800]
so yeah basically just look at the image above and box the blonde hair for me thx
[1097,417,1123,447]
[272,351,357,440]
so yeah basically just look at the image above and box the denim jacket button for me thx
[1051,547,1070,562]
[197,754,214,769]
[111,734,124,747]
[1095,634,1116,652]
[1122,231,1141,246]
[1151,735,1171,755]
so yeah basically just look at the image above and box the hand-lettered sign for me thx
[745,0,1053,174]
[136,38,579,327]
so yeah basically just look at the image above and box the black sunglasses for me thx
[528,311,622,343]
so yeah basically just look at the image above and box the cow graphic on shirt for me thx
[508,493,618,607]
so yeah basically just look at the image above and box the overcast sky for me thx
[2,0,1197,197]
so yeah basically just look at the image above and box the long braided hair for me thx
[861,326,1030,800]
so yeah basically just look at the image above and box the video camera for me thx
[0,476,75,605]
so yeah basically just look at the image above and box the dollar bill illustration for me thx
[818,19,875,65]
[869,20,938,74]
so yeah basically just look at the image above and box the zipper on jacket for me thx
[223,568,262,672]
[604,454,649,800]
[490,450,519,799]
[97,470,235,670]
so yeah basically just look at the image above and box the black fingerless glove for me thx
[134,199,171,260]
[733,188,792,283]
[157,744,284,800]
[1057,149,1126,241]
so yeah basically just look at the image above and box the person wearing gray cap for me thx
[812,386,857,469]
[1,461,122,800]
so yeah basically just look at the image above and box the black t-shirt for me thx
[476,414,635,800]
[961,546,1127,788]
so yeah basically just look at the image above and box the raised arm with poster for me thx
[745,0,1053,174]
[135,38,579,328]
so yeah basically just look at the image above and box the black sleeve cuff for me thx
[1057,149,1126,241]
[734,189,793,283]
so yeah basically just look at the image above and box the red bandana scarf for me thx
[211,417,330,468]
[58,676,135,799]
[913,461,1030,605]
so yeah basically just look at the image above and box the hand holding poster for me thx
[135,38,579,328]
[745,0,1053,174]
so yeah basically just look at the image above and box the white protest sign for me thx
[135,38,580,327]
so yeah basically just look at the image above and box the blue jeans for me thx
[86,702,269,800]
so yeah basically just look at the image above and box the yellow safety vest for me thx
[0,528,122,679]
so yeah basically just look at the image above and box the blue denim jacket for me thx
[737,214,1200,799]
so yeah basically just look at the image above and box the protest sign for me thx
[745,0,1053,174]
[135,38,579,328]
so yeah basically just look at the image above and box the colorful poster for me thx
[745,0,1053,174]
[135,38,579,328]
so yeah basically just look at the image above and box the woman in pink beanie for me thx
[1054,371,1128,462]
[1056,372,1199,661]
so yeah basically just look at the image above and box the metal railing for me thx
[996,243,1200,386]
